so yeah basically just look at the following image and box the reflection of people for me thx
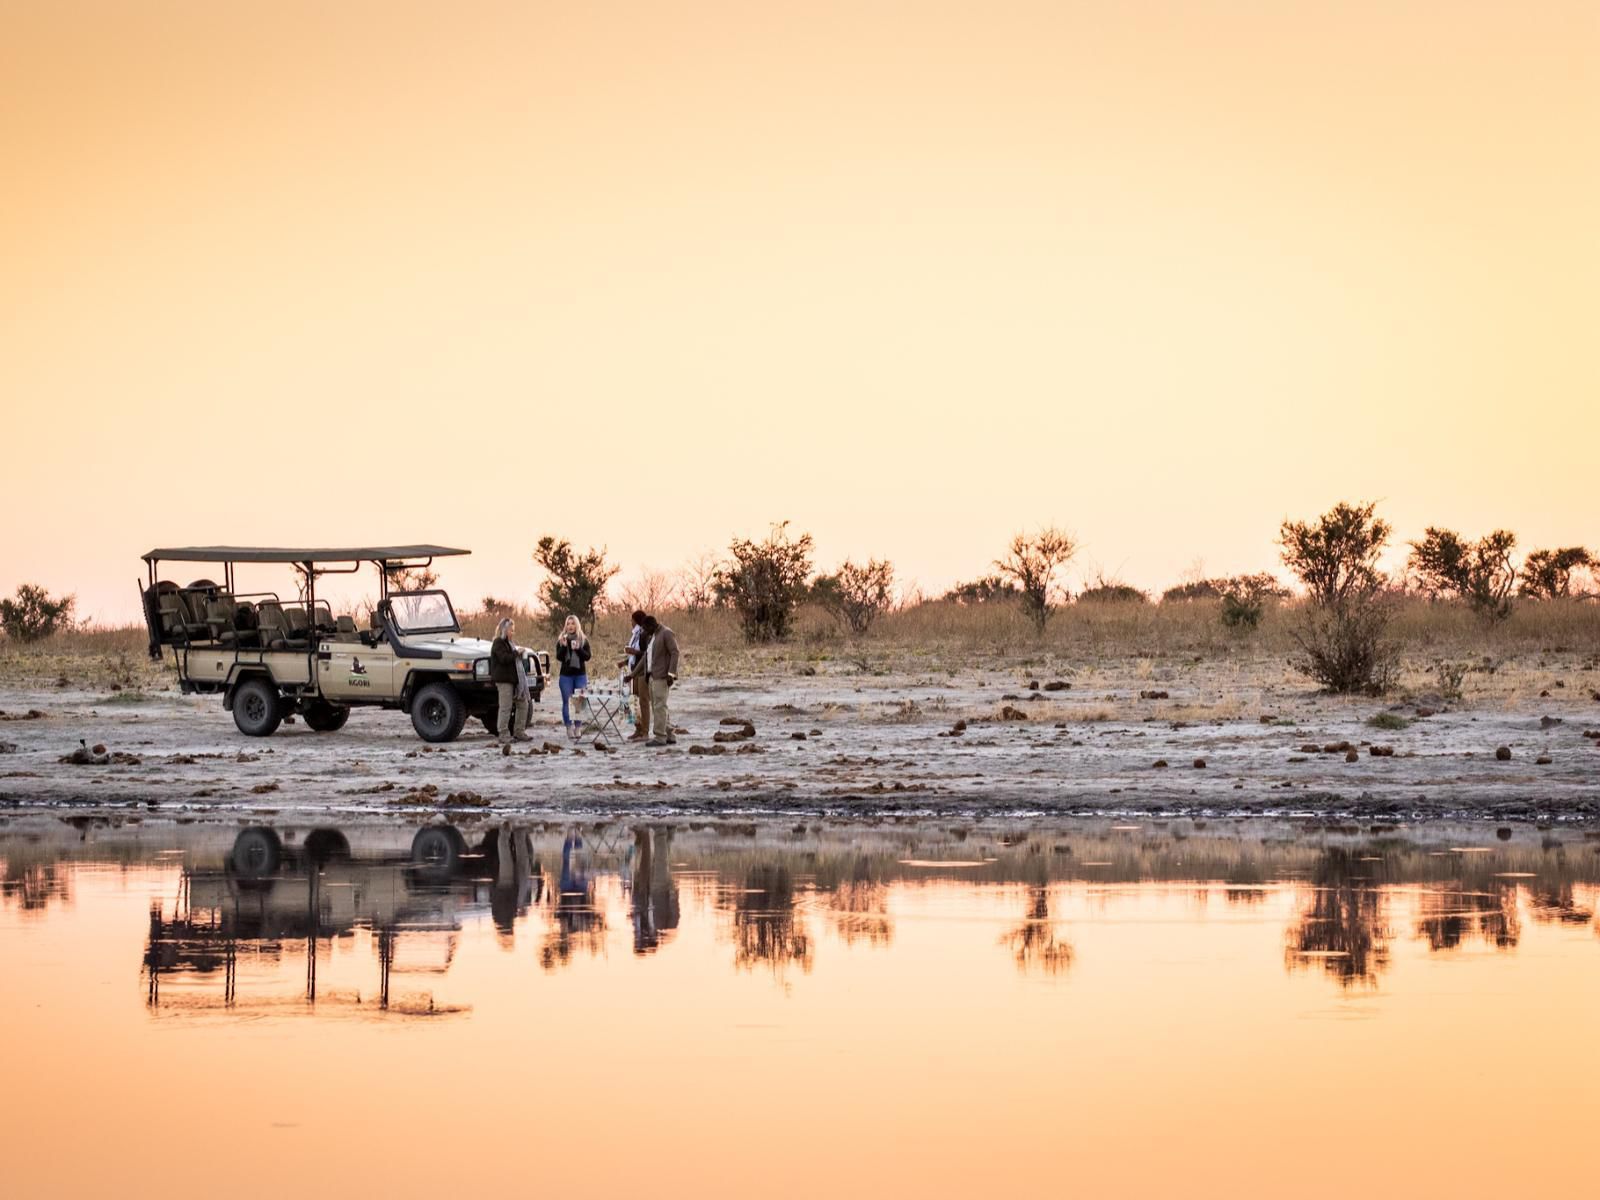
[490,618,531,748]
[618,609,652,742]
[626,615,680,747]
[542,831,605,969]
[490,824,537,948]
[630,825,681,954]
[554,615,592,735]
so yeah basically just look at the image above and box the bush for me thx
[0,584,76,643]
[533,536,619,633]
[1408,527,1518,621]
[995,528,1078,633]
[714,522,815,643]
[1520,547,1593,599]
[813,559,895,636]
[1077,577,1148,605]
[1218,573,1288,630]
[943,575,1020,605]
[1280,501,1396,693]
[1161,579,1222,603]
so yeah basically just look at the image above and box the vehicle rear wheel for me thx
[233,678,283,737]
[411,681,467,743]
[231,827,282,877]
[303,701,350,732]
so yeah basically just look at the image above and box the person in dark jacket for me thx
[625,614,680,747]
[490,617,530,747]
[554,614,592,734]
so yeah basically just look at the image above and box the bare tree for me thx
[616,569,682,616]
[995,528,1078,632]
[677,552,721,613]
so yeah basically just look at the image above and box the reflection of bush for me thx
[1000,886,1073,976]
[731,864,813,973]
[829,875,893,947]
[1285,848,1391,986]
[1415,885,1520,951]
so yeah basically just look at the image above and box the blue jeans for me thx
[559,674,587,726]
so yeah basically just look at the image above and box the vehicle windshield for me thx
[387,591,459,635]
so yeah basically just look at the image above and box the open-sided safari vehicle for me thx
[139,545,548,742]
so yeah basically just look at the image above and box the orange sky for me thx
[3,1,1596,622]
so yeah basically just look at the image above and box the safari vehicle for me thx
[139,545,547,742]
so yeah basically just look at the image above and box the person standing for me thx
[618,609,652,742]
[554,614,592,735]
[489,617,530,749]
[628,614,679,747]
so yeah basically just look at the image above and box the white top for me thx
[626,624,642,669]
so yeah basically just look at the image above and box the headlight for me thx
[473,659,488,679]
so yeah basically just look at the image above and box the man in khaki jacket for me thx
[627,615,679,746]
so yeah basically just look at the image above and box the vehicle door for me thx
[319,638,395,701]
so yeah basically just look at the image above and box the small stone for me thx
[1298,744,1320,754]
[1369,745,1395,757]
[1540,715,1563,728]
[1344,748,1359,762]
[1043,680,1071,692]
[1416,707,1437,718]
[1153,759,1169,769]
[791,732,807,740]
[1192,758,1206,769]
[1139,690,1169,700]
[1536,755,1552,765]
[1495,746,1512,761]
[92,743,106,755]
[999,706,1029,721]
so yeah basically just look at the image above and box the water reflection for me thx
[3,816,1600,1012]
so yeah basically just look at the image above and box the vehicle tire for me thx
[233,677,283,737]
[411,681,467,743]
[231,827,282,877]
[410,825,463,883]
[303,701,351,733]
[303,828,351,864]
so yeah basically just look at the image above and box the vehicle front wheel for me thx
[233,678,283,737]
[411,681,467,743]
[410,825,464,883]
[303,701,350,732]
[231,827,282,877]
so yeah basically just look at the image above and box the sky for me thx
[3,0,1596,623]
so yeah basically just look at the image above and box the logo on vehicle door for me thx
[349,657,370,687]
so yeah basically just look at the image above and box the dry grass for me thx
[5,597,1598,694]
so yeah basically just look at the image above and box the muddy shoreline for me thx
[4,669,1598,825]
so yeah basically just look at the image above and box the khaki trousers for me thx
[648,677,672,740]
[632,672,652,736]
[496,682,528,742]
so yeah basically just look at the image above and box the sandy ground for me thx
[3,658,1599,823]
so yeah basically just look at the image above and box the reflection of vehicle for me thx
[143,824,540,1013]
[139,545,548,742]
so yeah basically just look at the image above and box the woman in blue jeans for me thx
[554,615,592,734]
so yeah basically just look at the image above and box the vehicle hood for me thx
[399,634,496,658]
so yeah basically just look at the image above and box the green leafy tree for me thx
[813,558,896,635]
[1519,547,1593,599]
[533,536,619,633]
[1279,502,1396,693]
[1408,527,1518,621]
[713,522,815,643]
[0,584,76,643]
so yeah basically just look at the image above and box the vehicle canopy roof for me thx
[142,545,469,565]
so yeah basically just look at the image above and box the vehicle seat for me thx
[256,602,307,651]
[334,616,361,643]
[285,606,311,638]
[158,584,208,641]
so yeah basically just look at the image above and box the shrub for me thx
[1218,573,1288,630]
[943,575,1020,605]
[713,522,815,643]
[0,584,76,643]
[995,528,1078,633]
[1077,577,1148,605]
[813,558,896,636]
[1408,527,1518,621]
[677,552,722,612]
[386,564,438,591]
[1280,502,1396,693]
[533,536,619,633]
[1366,711,1411,731]
[1520,547,1593,599]
[1162,579,1222,603]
